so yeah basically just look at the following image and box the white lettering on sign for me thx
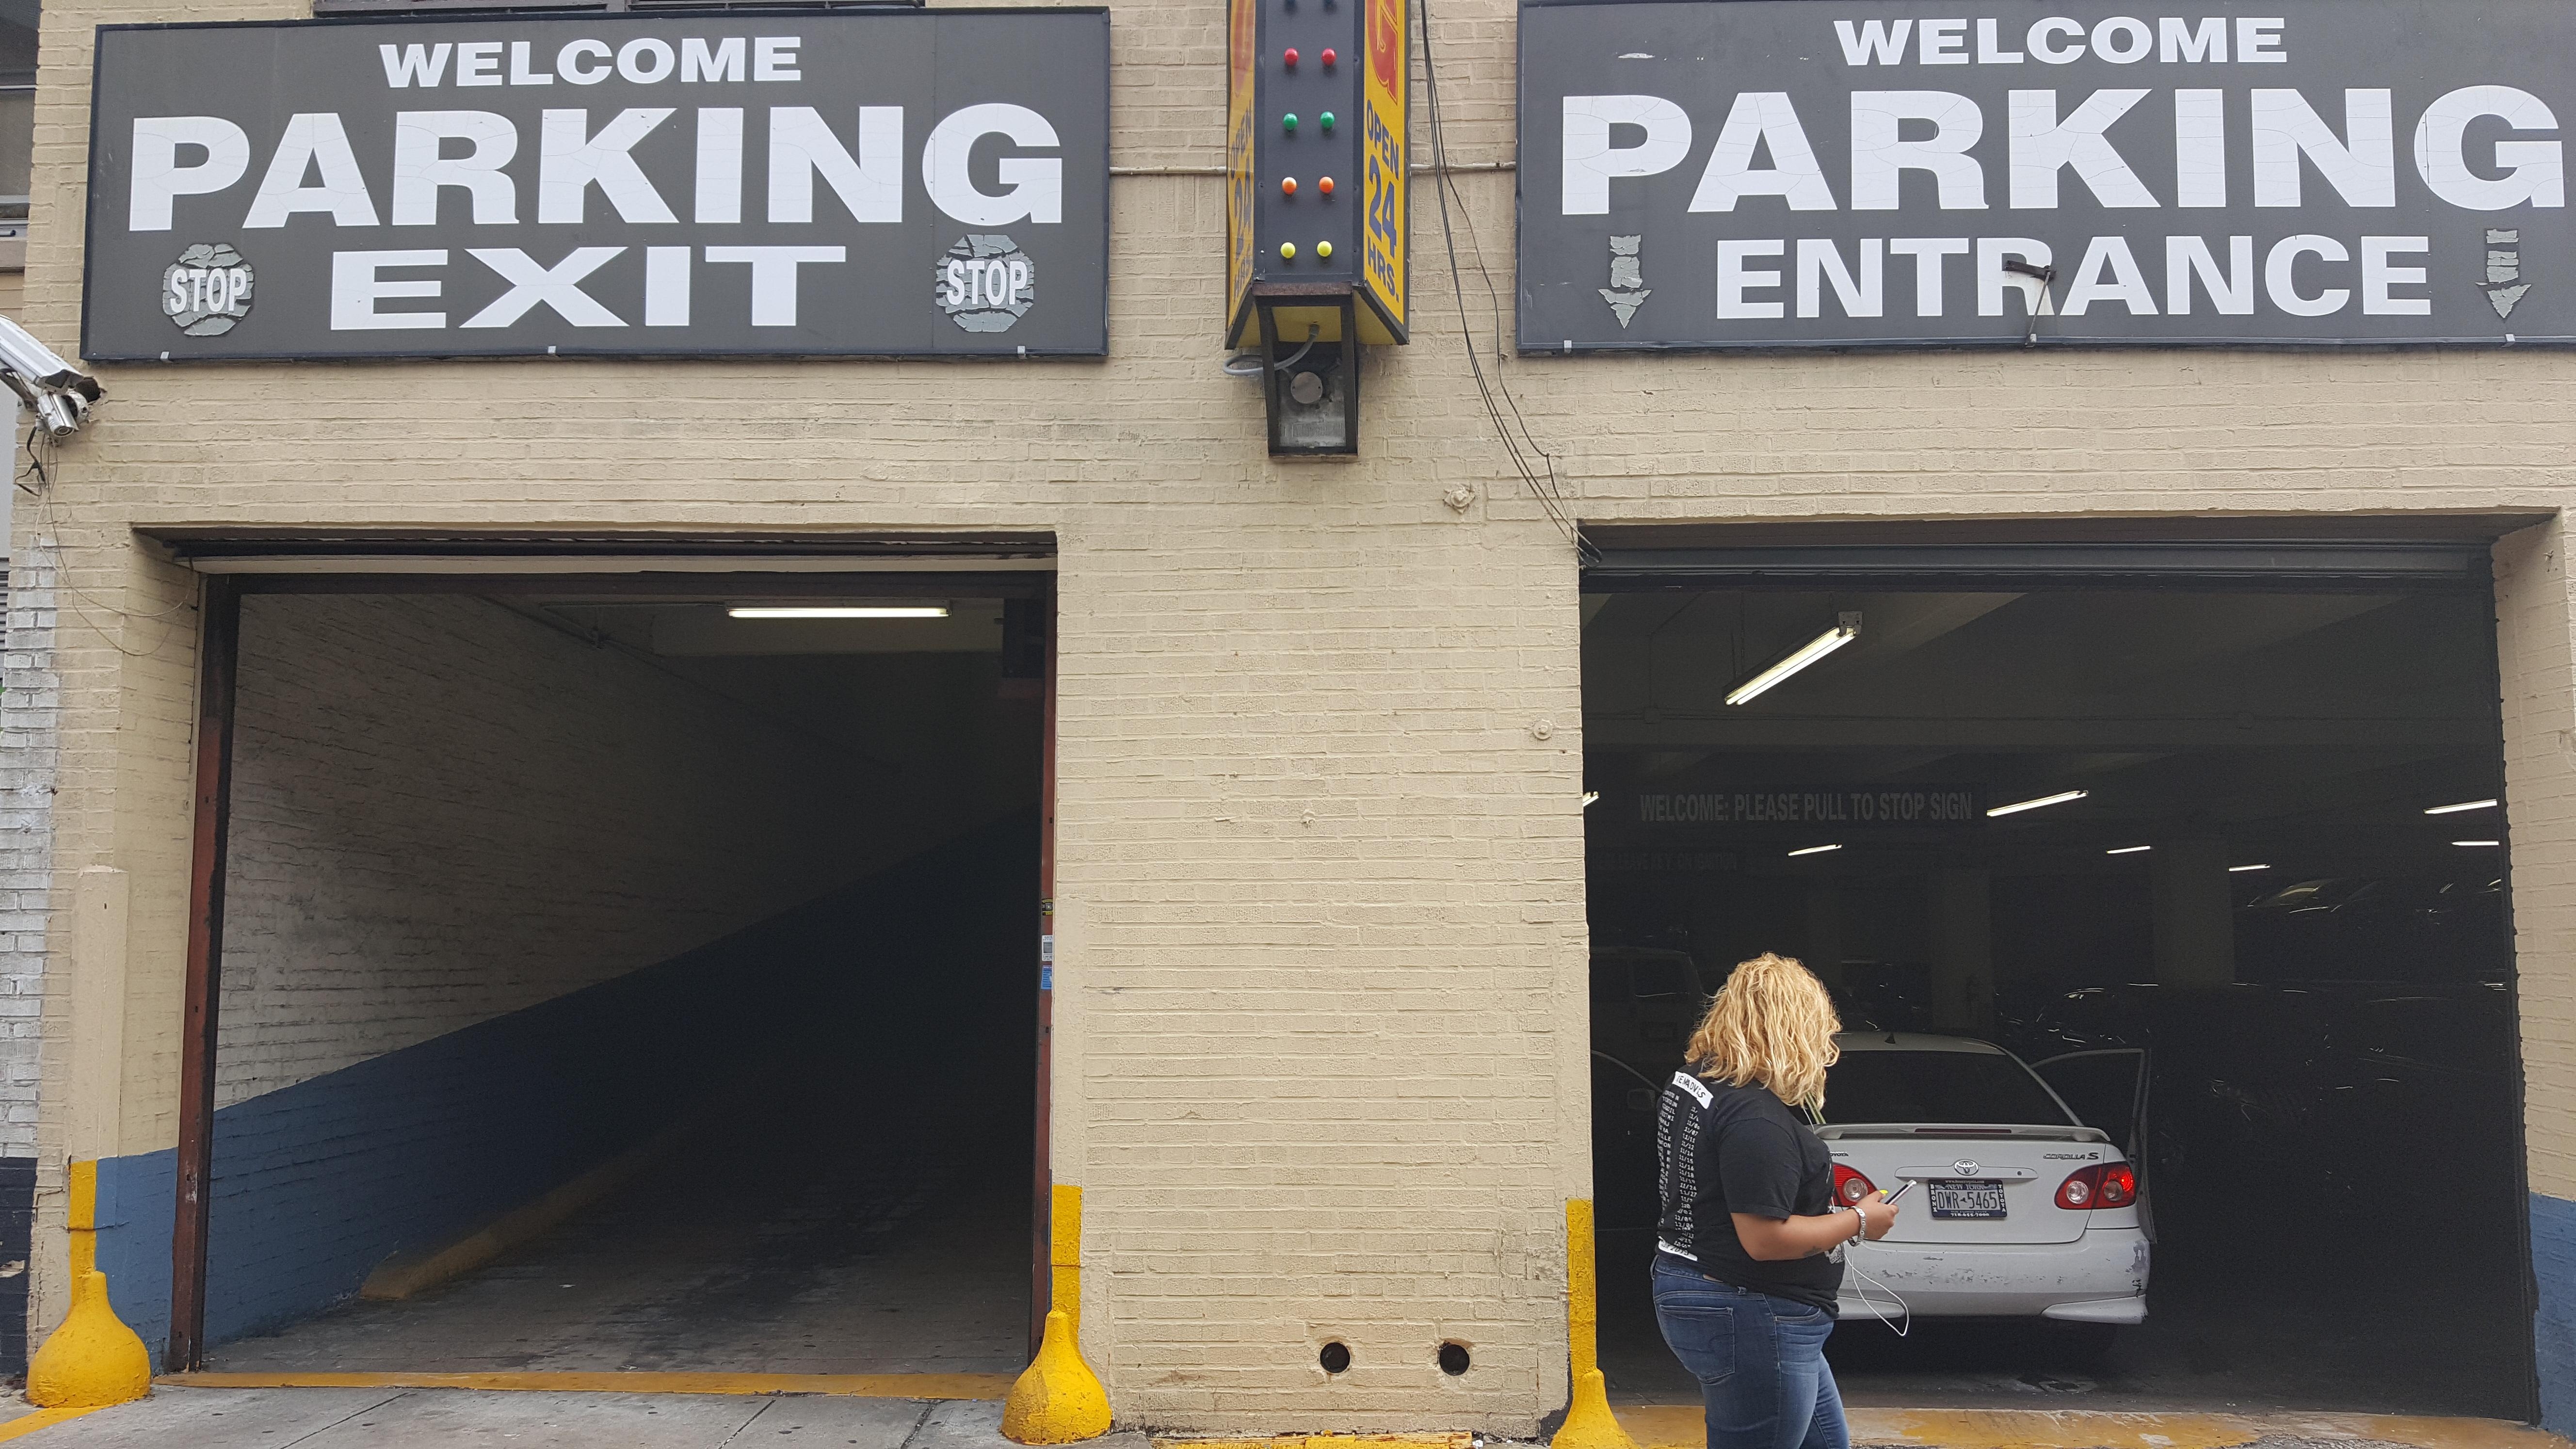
[539,109,679,224]
[322,244,871,330]
[330,249,446,329]
[129,116,251,231]
[388,111,518,226]
[1562,94,1693,214]
[923,104,1063,225]
[379,35,803,88]
[1831,16,2288,66]
[1554,90,2565,215]
[1693,231,2434,321]
[127,104,1079,237]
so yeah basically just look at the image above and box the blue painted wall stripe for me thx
[90,813,1033,1368]
[2534,1191,2576,1432]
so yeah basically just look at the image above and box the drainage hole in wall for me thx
[1437,1342,1470,1376]
[1320,1342,1352,1374]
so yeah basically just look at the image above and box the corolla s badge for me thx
[1952,1159,1982,1176]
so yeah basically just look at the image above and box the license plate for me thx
[1928,1180,2008,1219]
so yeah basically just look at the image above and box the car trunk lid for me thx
[1820,1125,2113,1245]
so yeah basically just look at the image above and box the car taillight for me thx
[2096,1163,2137,1207]
[2056,1163,2139,1210]
[1832,1164,1877,1206]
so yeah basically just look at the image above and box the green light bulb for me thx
[1282,112,1299,132]
[1320,112,1336,131]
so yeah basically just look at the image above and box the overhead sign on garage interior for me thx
[83,9,1111,361]
[1519,0,2576,350]
[1627,787,1986,827]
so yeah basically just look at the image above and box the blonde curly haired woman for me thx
[1653,954,1898,1449]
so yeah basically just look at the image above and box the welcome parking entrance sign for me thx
[1517,0,2576,349]
[83,9,1111,360]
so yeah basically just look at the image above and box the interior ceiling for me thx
[1582,588,2504,877]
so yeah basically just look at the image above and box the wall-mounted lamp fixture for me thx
[1250,288,1360,455]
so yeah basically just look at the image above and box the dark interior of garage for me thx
[1581,574,2531,1416]
[174,586,1044,1373]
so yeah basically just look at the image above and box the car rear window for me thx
[1821,1051,2074,1126]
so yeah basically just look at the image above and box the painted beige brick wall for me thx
[9,0,2574,1433]
[2501,522,2576,1203]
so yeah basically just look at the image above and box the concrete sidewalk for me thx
[2,1392,2567,1449]
[0,1388,1131,1449]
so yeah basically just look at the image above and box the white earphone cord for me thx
[1844,1247,1912,1336]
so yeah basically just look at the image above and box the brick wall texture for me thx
[8,0,2576,1433]
[215,592,995,1107]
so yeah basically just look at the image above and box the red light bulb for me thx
[1322,48,1338,66]
[1283,47,1299,67]
[1281,176,1298,196]
[1318,176,1335,197]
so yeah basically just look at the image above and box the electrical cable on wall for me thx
[1415,0,1596,564]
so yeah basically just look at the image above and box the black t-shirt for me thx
[1654,1069,1843,1313]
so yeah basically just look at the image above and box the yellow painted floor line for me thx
[164,1370,1016,1400]
[0,1407,106,1442]
[1155,1437,1473,1449]
[1615,1407,2571,1449]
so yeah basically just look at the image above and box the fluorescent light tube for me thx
[2452,839,2501,848]
[1987,789,2089,818]
[2105,845,2152,855]
[1726,612,1861,706]
[727,606,950,620]
[1787,843,1842,857]
[1580,791,1600,808]
[2425,799,2498,815]
[2228,863,2270,872]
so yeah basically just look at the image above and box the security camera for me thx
[0,315,100,439]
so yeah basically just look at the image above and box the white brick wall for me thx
[0,541,60,1157]
[214,593,1010,1107]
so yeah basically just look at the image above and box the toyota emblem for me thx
[1952,1159,1981,1176]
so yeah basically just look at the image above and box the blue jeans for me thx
[1652,1253,1848,1449]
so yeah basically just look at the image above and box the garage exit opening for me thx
[151,558,1053,1377]
[1581,536,2528,1416]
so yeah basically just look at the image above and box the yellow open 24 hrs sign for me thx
[1358,0,1406,339]
[1224,0,1408,346]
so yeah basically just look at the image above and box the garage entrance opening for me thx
[1582,555,2530,1416]
[168,574,1048,1376]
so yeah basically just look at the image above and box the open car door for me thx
[2032,1046,2153,1239]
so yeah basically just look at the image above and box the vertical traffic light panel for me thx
[1226,0,1408,348]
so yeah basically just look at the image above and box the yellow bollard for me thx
[1002,1183,1112,1445]
[1550,1199,1640,1449]
[27,1161,152,1409]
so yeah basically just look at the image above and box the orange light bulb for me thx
[1281,177,1298,196]
[1318,176,1336,197]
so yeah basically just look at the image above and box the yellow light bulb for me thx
[1279,242,1298,261]
[1316,241,1334,260]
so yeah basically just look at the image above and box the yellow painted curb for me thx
[1149,1423,1473,1433]
[1611,1408,2573,1449]
[0,1407,108,1442]
[163,1371,1014,1399]
[25,1162,152,1410]
[1003,1184,1113,1445]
